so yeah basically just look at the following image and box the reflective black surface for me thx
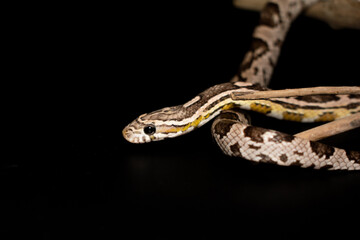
[3,1,360,239]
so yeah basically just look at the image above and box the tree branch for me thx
[295,113,360,141]
[231,86,360,141]
[231,86,360,100]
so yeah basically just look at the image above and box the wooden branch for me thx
[231,86,360,141]
[233,0,360,30]
[231,86,360,100]
[295,113,360,141]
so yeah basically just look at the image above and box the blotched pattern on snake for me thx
[123,0,360,170]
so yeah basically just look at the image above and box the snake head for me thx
[123,82,260,143]
[123,105,191,144]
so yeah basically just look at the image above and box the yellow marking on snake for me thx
[250,102,272,114]
[163,99,359,134]
[283,111,304,122]
[191,115,203,127]
[315,112,337,122]
[222,103,237,111]
[164,116,205,133]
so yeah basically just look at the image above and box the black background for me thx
[3,1,360,239]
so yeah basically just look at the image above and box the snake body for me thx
[123,0,360,170]
[212,110,360,170]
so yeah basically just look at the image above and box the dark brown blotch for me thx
[346,150,360,164]
[259,2,281,27]
[240,38,269,73]
[269,131,295,143]
[257,154,276,164]
[348,94,360,99]
[295,94,340,103]
[272,99,339,110]
[243,126,268,143]
[346,102,360,109]
[279,154,288,163]
[293,151,304,156]
[251,38,269,58]
[274,39,282,47]
[230,142,242,157]
[310,141,335,159]
[213,120,235,140]
[271,100,299,110]
[248,144,261,150]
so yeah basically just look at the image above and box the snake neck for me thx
[153,82,264,134]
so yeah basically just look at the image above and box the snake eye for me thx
[144,125,156,135]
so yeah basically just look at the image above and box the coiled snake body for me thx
[123,0,360,170]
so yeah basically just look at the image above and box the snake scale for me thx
[123,0,360,170]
